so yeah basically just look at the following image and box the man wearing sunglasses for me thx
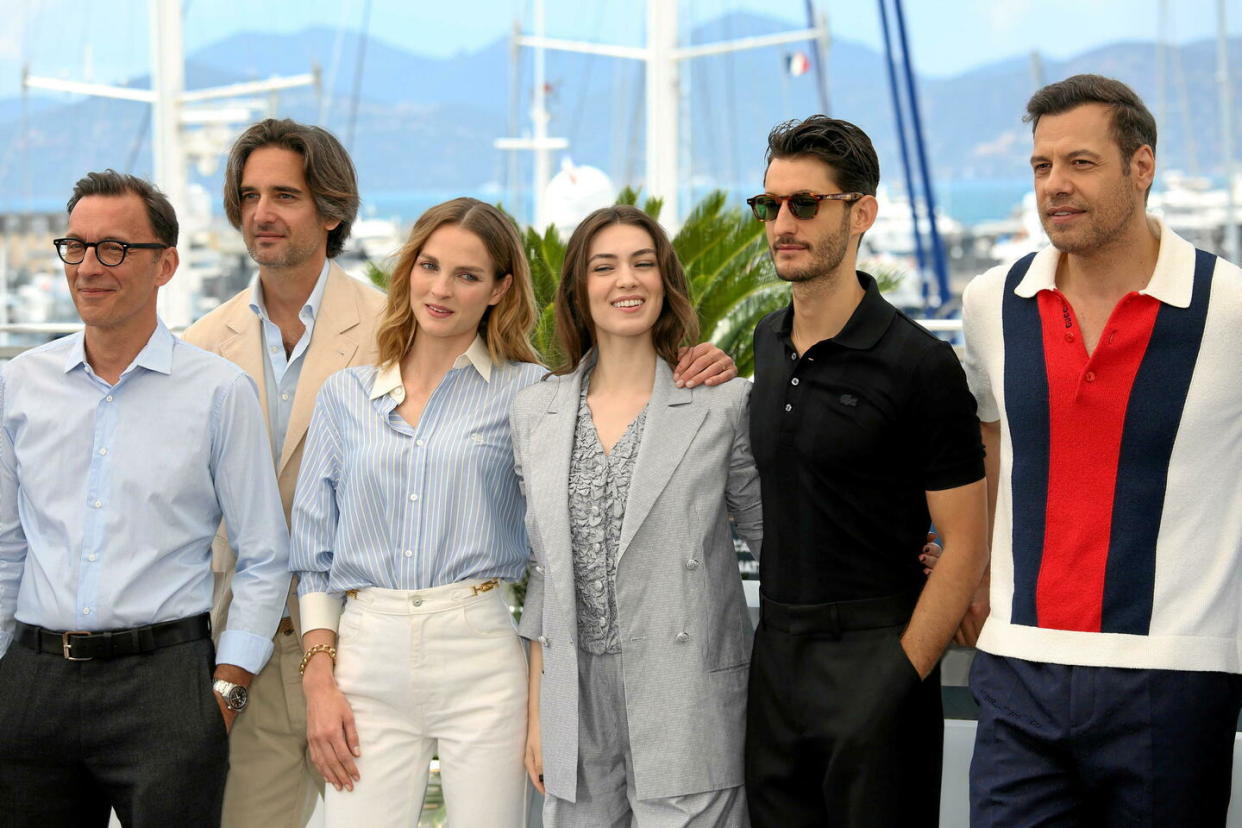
[744,116,990,827]
[0,170,289,826]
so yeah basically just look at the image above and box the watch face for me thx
[226,685,248,711]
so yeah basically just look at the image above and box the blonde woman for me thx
[290,198,735,827]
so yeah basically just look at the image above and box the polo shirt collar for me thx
[1013,215,1193,309]
[779,271,895,351]
[369,335,494,402]
[62,318,175,376]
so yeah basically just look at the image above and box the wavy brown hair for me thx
[554,205,699,374]
[223,119,358,258]
[376,198,539,368]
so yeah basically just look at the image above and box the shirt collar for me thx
[369,335,494,402]
[1013,215,1193,309]
[62,318,175,376]
[248,259,331,324]
[776,271,896,351]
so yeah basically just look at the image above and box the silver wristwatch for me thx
[213,679,249,712]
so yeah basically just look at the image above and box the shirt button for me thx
[105,395,113,402]
[675,632,689,643]
[784,403,792,412]
[409,493,419,501]
[87,554,97,562]
[790,353,797,361]
[685,559,700,570]
[281,393,289,401]
[403,549,413,557]
[98,448,108,456]
[1065,332,1075,343]
[82,608,91,615]
[416,439,425,447]
[790,378,800,386]
[93,500,102,508]
[270,346,279,354]
[1085,371,1096,382]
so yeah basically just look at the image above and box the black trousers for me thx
[745,595,943,828]
[0,636,228,828]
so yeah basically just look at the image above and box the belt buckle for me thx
[470,579,499,597]
[61,630,93,661]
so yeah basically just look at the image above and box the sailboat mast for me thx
[646,1,680,223]
[1217,0,1239,263]
[150,0,186,223]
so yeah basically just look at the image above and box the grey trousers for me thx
[0,635,228,828]
[543,649,749,828]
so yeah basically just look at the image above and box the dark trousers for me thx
[970,650,1242,827]
[0,636,229,828]
[745,594,943,828]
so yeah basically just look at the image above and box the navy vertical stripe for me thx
[1001,253,1049,627]
[1102,250,1215,634]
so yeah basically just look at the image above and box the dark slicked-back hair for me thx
[1024,74,1157,165]
[67,170,178,247]
[223,118,358,258]
[765,116,880,196]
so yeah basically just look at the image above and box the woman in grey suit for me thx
[511,205,762,827]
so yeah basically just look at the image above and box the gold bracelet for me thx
[299,644,337,676]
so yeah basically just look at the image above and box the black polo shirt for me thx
[750,272,984,604]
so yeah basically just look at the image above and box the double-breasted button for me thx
[675,632,690,643]
[685,559,700,570]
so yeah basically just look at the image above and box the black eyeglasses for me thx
[53,238,170,267]
[746,192,864,221]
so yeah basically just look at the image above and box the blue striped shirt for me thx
[291,336,545,632]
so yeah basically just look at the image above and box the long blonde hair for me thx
[376,198,539,367]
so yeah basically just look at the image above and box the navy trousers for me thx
[970,650,1242,827]
[0,636,229,828]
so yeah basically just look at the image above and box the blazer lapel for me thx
[277,264,362,475]
[526,363,586,636]
[216,291,271,438]
[618,359,705,561]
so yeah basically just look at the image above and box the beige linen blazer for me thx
[511,356,762,802]
[182,261,387,631]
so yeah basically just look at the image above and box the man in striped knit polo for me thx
[961,74,1242,826]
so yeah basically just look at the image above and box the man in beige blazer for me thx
[183,118,387,828]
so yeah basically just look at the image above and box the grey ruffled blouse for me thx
[567,375,649,655]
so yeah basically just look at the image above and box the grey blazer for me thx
[511,356,762,802]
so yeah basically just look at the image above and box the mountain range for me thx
[0,11,1237,222]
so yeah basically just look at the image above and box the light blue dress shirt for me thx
[290,337,545,632]
[0,320,291,673]
[249,259,330,460]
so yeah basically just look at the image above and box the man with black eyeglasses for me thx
[743,116,990,827]
[0,170,289,827]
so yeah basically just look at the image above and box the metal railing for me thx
[1,318,967,361]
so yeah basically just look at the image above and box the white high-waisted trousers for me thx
[324,581,529,827]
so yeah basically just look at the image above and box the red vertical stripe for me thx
[1035,291,1160,632]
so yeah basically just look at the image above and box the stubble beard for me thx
[246,228,319,271]
[1042,174,1140,256]
[772,211,851,286]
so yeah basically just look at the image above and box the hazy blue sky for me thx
[3,0,1237,99]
